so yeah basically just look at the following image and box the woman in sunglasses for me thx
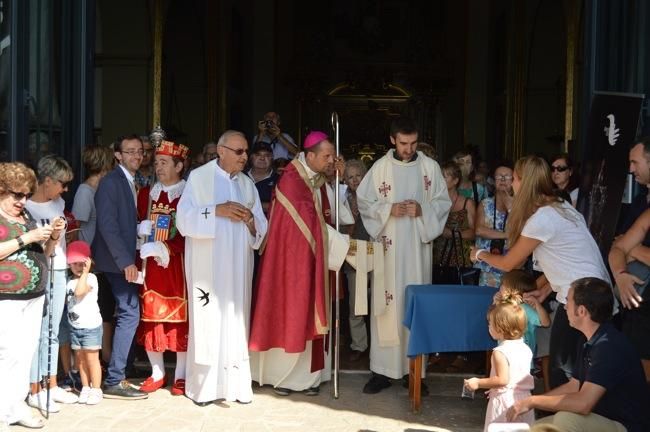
[550,153,578,207]
[0,162,64,429]
[25,155,80,411]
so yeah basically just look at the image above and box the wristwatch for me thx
[16,236,25,248]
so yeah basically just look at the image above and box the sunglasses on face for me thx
[221,145,248,156]
[8,190,32,200]
[58,180,71,188]
[551,166,569,173]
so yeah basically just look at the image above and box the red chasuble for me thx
[249,160,330,371]
[136,185,188,352]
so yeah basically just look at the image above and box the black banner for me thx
[577,91,644,258]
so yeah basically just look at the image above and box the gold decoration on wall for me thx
[152,0,163,128]
[505,0,527,161]
[563,0,582,153]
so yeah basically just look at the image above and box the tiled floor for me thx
[17,373,487,432]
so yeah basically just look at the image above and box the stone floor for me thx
[16,372,488,432]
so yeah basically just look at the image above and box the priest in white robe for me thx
[356,117,451,394]
[176,130,267,405]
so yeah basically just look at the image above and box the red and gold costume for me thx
[136,142,189,353]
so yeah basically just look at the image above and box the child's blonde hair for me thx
[487,293,526,340]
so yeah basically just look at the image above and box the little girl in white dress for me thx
[464,294,535,431]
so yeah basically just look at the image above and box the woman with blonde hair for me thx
[470,155,610,389]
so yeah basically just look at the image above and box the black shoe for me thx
[193,400,214,407]
[362,375,391,394]
[401,376,430,396]
[304,385,319,396]
[273,387,291,396]
[102,381,148,400]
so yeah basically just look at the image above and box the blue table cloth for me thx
[403,284,498,356]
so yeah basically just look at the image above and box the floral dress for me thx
[433,198,472,267]
[474,197,508,287]
[0,210,48,299]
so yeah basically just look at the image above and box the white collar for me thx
[216,161,241,180]
[149,180,186,202]
[297,152,319,179]
[118,164,136,184]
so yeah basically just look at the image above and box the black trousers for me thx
[548,306,583,389]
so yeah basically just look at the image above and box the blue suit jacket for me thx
[92,166,138,274]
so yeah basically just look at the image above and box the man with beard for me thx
[357,117,451,394]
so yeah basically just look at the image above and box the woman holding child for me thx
[470,155,610,389]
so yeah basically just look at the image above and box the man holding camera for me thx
[253,111,297,160]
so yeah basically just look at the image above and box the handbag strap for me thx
[492,196,508,231]
[451,228,470,267]
[441,236,455,267]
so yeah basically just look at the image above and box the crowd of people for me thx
[0,112,649,432]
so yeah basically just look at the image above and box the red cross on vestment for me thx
[424,175,432,191]
[380,235,392,253]
[378,181,391,197]
[385,290,393,305]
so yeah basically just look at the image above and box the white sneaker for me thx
[51,386,79,404]
[27,390,61,413]
[78,386,91,404]
[86,388,103,405]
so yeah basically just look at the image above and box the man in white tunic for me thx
[357,117,451,394]
[176,130,267,405]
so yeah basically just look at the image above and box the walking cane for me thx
[331,112,341,399]
[45,252,55,418]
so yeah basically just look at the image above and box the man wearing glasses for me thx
[93,134,148,400]
[177,130,267,405]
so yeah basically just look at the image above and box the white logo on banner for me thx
[604,114,620,146]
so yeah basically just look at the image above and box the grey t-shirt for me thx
[72,183,97,245]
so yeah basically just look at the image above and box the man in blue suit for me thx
[93,134,148,399]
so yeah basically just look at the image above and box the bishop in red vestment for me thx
[249,131,342,396]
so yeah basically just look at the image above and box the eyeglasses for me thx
[551,165,569,173]
[8,190,32,201]
[58,180,71,189]
[221,145,248,156]
[121,149,145,156]
[495,175,513,181]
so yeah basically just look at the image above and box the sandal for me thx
[15,416,45,429]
